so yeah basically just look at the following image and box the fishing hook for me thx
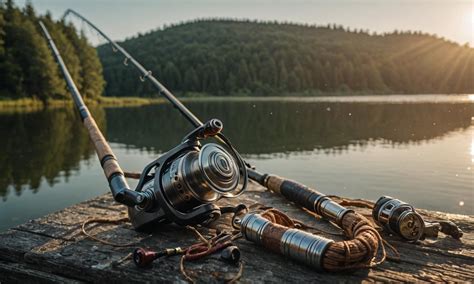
[123,57,129,66]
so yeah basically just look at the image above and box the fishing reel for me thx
[372,196,463,242]
[128,119,248,229]
[372,196,425,242]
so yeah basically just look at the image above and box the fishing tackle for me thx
[373,196,463,241]
[133,247,184,267]
[220,246,241,264]
[39,22,248,229]
[128,119,248,228]
[372,196,424,242]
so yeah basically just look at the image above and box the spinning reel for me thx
[128,119,248,229]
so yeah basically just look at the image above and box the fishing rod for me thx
[39,21,145,208]
[62,9,202,128]
[40,20,248,229]
[59,10,424,242]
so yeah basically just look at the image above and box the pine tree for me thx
[224,73,237,94]
[163,61,182,91]
[42,15,83,96]
[0,1,104,101]
[278,61,288,90]
[0,5,5,57]
[293,62,306,90]
[23,1,35,19]
[1,3,60,100]
[63,24,104,99]
[287,71,300,92]
[237,59,250,86]
[259,57,277,86]
[183,67,199,91]
[0,2,23,97]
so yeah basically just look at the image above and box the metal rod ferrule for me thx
[240,213,271,245]
[318,199,353,225]
[280,228,333,271]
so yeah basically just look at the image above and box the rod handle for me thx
[265,175,325,213]
[84,116,122,179]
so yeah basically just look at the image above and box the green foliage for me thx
[0,1,104,101]
[98,19,474,97]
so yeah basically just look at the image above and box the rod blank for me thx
[39,21,144,207]
[63,9,203,128]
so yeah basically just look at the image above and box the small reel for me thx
[128,119,248,229]
[372,196,425,242]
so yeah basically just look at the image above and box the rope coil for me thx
[252,208,398,271]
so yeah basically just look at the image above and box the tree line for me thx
[0,0,104,102]
[98,19,473,97]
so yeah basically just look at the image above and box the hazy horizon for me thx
[20,0,474,46]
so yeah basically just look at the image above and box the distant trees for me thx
[1,1,472,100]
[98,19,474,97]
[0,1,104,102]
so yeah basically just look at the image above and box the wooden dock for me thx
[0,182,473,283]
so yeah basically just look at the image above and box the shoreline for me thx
[0,94,472,113]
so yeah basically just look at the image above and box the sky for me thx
[21,0,474,46]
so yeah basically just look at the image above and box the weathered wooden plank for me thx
[0,182,473,283]
[0,260,84,284]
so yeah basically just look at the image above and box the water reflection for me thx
[0,107,104,200]
[106,101,474,155]
[0,100,472,201]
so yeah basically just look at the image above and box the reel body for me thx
[372,196,425,241]
[128,119,247,229]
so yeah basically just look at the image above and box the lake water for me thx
[0,95,473,232]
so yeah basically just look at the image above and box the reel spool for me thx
[128,119,248,229]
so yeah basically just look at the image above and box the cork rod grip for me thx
[83,116,123,179]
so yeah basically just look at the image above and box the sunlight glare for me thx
[469,94,474,101]
[472,10,474,26]
[471,137,474,163]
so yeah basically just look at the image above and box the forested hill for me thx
[98,20,473,97]
[0,1,104,102]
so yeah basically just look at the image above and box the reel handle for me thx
[182,119,223,142]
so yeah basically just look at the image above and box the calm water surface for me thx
[0,95,473,232]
